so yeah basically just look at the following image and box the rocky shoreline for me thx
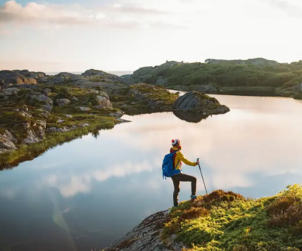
[0,69,230,169]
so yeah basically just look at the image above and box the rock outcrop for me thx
[30,93,53,111]
[173,91,230,115]
[96,95,112,109]
[0,70,44,85]
[104,210,186,251]
[82,69,124,83]
[1,87,21,96]
[76,107,91,112]
[22,120,47,144]
[42,72,88,85]
[0,130,17,153]
[56,98,71,106]
[13,70,46,79]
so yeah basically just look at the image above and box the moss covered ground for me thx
[162,184,302,251]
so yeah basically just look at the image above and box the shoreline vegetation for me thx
[104,184,302,251]
[0,69,229,169]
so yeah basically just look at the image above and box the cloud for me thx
[107,3,168,15]
[264,0,302,17]
[42,161,153,197]
[0,0,178,30]
[0,1,100,25]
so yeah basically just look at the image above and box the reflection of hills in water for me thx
[173,111,209,123]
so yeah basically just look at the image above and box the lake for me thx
[1,95,302,251]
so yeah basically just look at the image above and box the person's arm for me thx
[177,151,197,166]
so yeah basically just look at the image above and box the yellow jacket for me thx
[171,147,197,171]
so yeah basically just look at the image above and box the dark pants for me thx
[171,173,197,207]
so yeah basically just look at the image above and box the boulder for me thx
[19,111,33,118]
[80,123,89,127]
[0,70,37,85]
[23,130,41,144]
[36,109,50,119]
[0,136,17,153]
[22,120,47,144]
[30,93,53,111]
[3,130,17,143]
[173,91,230,114]
[109,110,124,118]
[34,120,47,138]
[82,69,125,83]
[76,107,91,112]
[22,71,46,79]
[48,127,70,133]
[1,87,21,96]
[56,98,71,106]
[41,104,53,112]
[0,130,17,153]
[99,91,110,99]
[43,88,51,96]
[96,95,112,109]
[46,72,88,85]
[30,93,53,104]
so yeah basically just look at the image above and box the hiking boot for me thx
[190,195,197,202]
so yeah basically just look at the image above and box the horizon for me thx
[1,0,302,71]
[1,57,302,74]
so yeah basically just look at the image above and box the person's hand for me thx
[196,159,200,165]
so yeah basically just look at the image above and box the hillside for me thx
[104,184,302,251]
[121,58,302,98]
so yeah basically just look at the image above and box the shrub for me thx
[86,93,99,106]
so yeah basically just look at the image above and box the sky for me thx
[0,0,302,72]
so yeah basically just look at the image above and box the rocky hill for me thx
[121,58,302,98]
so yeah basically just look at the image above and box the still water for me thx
[1,95,302,251]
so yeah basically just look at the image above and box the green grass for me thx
[130,83,179,106]
[162,185,302,251]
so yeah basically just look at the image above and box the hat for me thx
[172,139,180,148]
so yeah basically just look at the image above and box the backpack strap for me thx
[173,150,180,171]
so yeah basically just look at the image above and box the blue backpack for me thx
[162,151,180,179]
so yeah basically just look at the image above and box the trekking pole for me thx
[197,158,208,194]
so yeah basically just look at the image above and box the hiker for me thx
[169,139,199,207]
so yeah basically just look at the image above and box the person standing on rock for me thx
[169,139,199,207]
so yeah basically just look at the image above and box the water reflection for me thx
[173,110,210,123]
[0,95,302,250]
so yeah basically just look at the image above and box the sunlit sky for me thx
[0,0,302,72]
